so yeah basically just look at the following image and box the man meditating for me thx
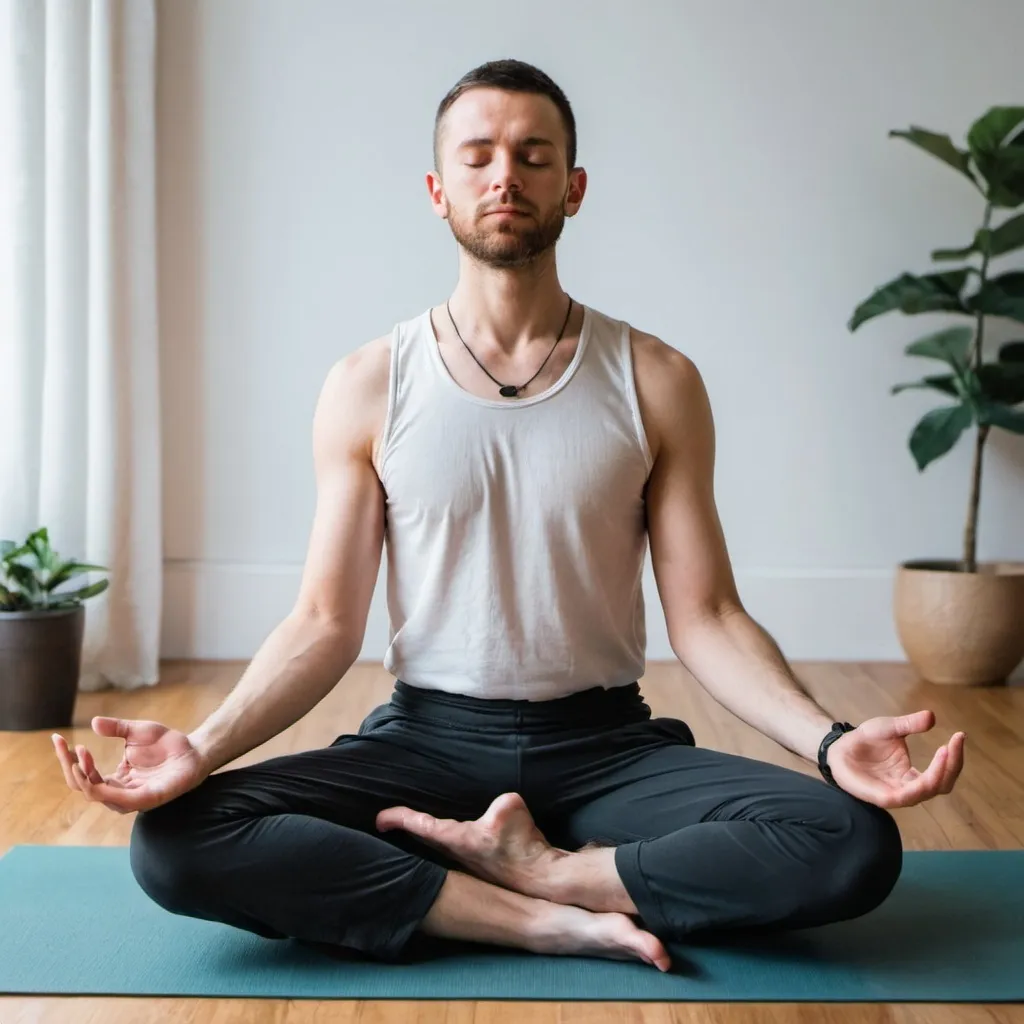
[53,60,965,972]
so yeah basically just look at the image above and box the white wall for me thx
[156,0,1024,665]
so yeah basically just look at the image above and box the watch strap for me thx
[818,721,856,787]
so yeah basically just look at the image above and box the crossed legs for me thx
[130,704,901,971]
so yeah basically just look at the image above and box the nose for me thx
[489,150,523,194]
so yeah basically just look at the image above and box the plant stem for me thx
[963,200,993,573]
[963,423,988,573]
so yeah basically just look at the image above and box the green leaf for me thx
[931,227,997,263]
[3,562,41,597]
[979,400,1024,434]
[45,561,108,592]
[931,240,980,262]
[0,541,15,558]
[977,361,1024,405]
[967,107,1024,208]
[968,107,1024,154]
[988,212,1024,257]
[999,340,1024,362]
[890,127,977,185]
[0,583,28,611]
[2,543,33,564]
[930,215,1024,262]
[970,271,1024,324]
[51,578,109,604]
[908,403,974,470]
[849,270,972,331]
[903,325,974,367]
[25,529,61,573]
[891,374,959,398]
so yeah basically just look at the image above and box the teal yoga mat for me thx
[0,845,1022,1002]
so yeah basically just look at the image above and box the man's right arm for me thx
[187,339,389,776]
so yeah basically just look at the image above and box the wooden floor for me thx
[1,659,1022,1023]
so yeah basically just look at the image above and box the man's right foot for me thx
[528,901,672,972]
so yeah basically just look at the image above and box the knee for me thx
[129,806,203,914]
[827,799,903,914]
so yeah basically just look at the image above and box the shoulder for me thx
[325,332,392,394]
[627,325,713,463]
[315,332,393,468]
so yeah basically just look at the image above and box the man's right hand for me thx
[52,717,209,814]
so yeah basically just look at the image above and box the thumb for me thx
[91,716,167,745]
[882,709,936,739]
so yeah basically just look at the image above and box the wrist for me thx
[187,728,220,777]
[817,721,856,787]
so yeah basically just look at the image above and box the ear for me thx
[426,170,448,220]
[564,167,587,217]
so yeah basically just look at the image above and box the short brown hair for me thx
[433,59,577,173]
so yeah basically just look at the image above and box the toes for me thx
[376,806,461,845]
[484,792,537,828]
[376,806,422,833]
[635,928,671,972]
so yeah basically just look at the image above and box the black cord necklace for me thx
[446,296,574,398]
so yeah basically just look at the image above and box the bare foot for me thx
[530,902,672,973]
[376,792,567,899]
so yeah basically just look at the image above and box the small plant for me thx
[848,106,1024,573]
[0,527,109,612]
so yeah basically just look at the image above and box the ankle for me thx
[547,845,634,915]
[522,896,586,953]
[542,848,585,906]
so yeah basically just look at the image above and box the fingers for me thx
[52,734,104,787]
[75,745,104,785]
[898,731,966,803]
[69,764,151,813]
[938,731,966,794]
[52,734,86,792]
[53,733,133,813]
[884,744,949,807]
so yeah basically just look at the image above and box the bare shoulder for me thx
[314,333,392,474]
[629,327,712,463]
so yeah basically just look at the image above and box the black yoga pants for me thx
[129,680,903,961]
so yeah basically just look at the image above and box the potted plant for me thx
[0,527,109,730]
[849,105,1024,685]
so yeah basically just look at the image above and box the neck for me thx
[448,249,570,356]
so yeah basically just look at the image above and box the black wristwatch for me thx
[817,721,856,787]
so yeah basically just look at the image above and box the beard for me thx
[447,196,566,269]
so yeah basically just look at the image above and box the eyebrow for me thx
[457,136,555,149]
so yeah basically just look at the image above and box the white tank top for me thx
[378,302,653,701]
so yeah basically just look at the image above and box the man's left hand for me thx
[827,710,965,808]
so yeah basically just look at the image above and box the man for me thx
[53,59,965,972]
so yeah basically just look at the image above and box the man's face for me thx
[429,88,586,268]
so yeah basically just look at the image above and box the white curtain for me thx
[0,0,161,691]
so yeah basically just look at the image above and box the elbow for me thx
[668,598,746,663]
[288,605,361,663]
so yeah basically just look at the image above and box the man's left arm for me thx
[636,335,837,765]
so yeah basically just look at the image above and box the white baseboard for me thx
[162,560,917,664]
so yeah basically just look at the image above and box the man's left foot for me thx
[376,792,568,900]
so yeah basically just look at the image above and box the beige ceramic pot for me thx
[894,560,1024,685]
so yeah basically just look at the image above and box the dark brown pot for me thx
[0,605,85,731]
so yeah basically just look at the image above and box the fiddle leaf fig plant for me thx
[0,527,109,612]
[848,106,1024,573]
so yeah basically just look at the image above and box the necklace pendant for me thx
[499,384,519,398]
